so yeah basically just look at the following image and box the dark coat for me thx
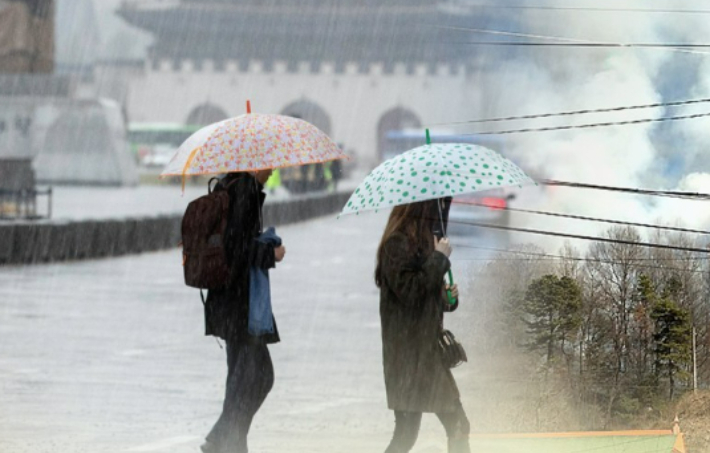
[205,173,280,344]
[379,232,460,413]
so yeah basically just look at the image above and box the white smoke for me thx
[458,0,710,251]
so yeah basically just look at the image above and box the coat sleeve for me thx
[250,240,275,270]
[381,233,450,307]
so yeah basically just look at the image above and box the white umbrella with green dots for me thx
[340,130,535,303]
[340,136,533,215]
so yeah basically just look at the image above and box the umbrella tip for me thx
[425,128,431,145]
[247,100,252,114]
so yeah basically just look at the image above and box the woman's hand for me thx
[274,245,286,262]
[434,236,452,257]
[446,283,459,299]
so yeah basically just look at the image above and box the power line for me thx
[431,97,710,126]
[460,4,710,14]
[446,219,710,254]
[451,242,710,274]
[542,180,710,200]
[434,25,710,56]
[453,41,710,48]
[467,111,710,135]
[453,200,710,235]
[452,243,709,262]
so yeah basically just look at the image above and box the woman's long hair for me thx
[374,199,441,288]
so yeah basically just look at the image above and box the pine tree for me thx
[651,287,692,400]
[524,275,583,365]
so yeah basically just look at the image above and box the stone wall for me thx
[0,191,351,265]
[121,59,477,170]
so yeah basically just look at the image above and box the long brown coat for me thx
[379,232,460,413]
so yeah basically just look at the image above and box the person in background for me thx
[330,158,342,192]
[264,168,281,195]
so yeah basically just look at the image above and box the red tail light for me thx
[481,197,506,210]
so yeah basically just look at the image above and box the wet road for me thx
[0,212,505,453]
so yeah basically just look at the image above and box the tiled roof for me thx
[117,1,479,64]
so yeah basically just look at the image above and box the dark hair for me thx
[374,199,440,288]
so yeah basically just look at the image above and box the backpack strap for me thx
[208,177,220,194]
[208,175,240,194]
[199,289,224,350]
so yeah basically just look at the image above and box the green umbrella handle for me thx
[446,269,456,305]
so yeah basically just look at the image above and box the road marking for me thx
[124,435,199,452]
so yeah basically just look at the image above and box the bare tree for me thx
[583,226,644,426]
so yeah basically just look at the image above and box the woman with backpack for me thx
[374,198,471,453]
[200,169,286,453]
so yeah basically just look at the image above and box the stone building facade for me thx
[117,0,485,168]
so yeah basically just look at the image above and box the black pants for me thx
[384,400,471,453]
[206,338,274,453]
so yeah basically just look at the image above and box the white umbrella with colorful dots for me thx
[340,134,534,216]
[340,130,535,304]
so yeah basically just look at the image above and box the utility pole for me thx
[693,327,698,395]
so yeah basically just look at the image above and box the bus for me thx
[127,123,202,168]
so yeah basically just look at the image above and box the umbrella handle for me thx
[446,269,456,305]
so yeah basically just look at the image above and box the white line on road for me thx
[124,435,199,452]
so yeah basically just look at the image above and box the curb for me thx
[0,191,351,266]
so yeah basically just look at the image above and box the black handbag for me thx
[438,329,467,368]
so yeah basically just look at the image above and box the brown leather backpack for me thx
[181,177,236,289]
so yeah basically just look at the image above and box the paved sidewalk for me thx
[0,175,517,453]
[1,211,496,452]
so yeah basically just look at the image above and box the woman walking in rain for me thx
[201,169,286,453]
[375,198,471,453]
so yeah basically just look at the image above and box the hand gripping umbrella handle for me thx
[446,269,456,305]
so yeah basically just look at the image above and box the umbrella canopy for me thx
[340,140,535,305]
[160,113,346,178]
[340,142,534,216]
